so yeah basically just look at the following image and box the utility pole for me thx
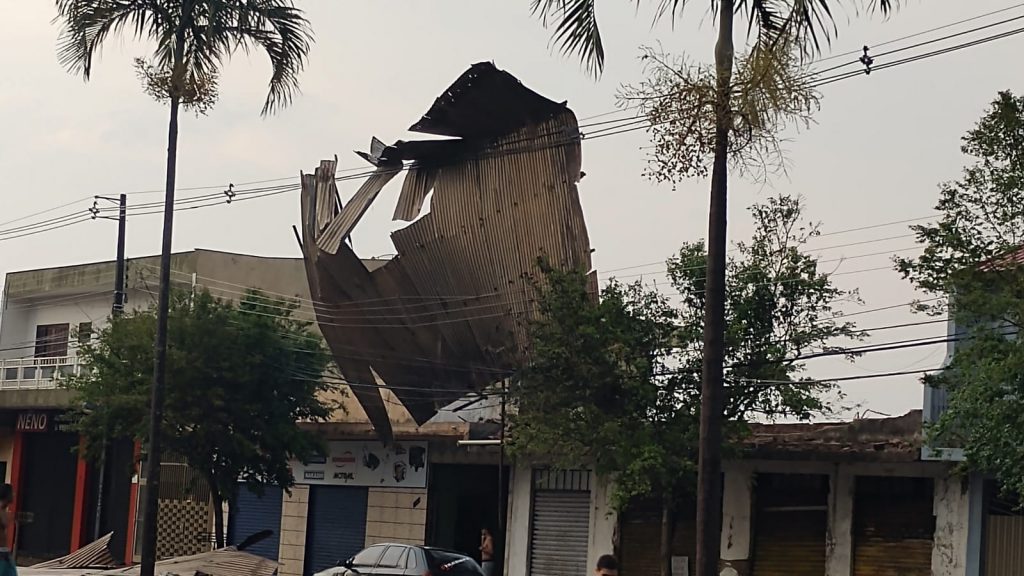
[90,194,127,542]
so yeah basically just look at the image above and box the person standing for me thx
[0,484,15,576]
[479,527,495,576]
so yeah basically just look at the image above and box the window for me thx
[352,545,386,568]
[77,322,93,345]
[34,323,70,358]
[378,546,406,568]
[405,549,421,570]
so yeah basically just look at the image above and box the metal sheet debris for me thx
[299,62,593,439]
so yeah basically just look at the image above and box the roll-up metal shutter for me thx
[984,480,1024,576]
[852,476,934,576]
[751,510,827,576]
[751,473,828,576]
[303,486,368,576]
[529,470,591,576]
[618,497,697,576]
[228,485,283,560]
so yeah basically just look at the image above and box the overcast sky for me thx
[2,1,1020,418]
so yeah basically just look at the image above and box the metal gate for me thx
[751,474,828,576]
[852,476,935,576]
[618,498,697,576]
[528,470,591,576]
[228,485,283,560]
[984,482,1024,576]
[303,486,368,576]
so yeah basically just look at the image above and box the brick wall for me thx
[365,487,427,546]
[279,485,310,576]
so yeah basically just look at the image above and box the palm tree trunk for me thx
[138,90,181,576]
[696,1,734,576]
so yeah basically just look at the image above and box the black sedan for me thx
[313,543,485,576]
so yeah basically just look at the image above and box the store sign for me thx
[16,412,50,432]
[291,441,428,488]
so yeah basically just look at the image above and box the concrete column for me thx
[587,476,617,572]
[720,463,753,576]
[932,475,970,576]
[504,464,532,576]
[825,468,854,576]
[278,485,309,576]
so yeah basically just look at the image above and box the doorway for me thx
[17,431,78,563]
[426,464,509,574]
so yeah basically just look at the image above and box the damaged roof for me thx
[299,62,592,441]
[743,410,924,462]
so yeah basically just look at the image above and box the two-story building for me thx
[1,249,510,575]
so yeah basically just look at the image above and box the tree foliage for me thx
[529,0,899,77]
[68,289,338,546]
[54,0,314,115]
[621,40,820,187]
[509,194,862,510]
[896,90,1024,497]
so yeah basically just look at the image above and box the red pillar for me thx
[70,435,90,551]
[6,430,24,550]
[124,441,142,565]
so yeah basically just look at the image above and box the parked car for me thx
[313,543,484,576]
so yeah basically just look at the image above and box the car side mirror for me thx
[341,558,354,569]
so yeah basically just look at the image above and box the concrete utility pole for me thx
[92,193,127,542]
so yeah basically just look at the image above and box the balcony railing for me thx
[0,356,83,390]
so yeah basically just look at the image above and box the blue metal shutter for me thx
[304,486,369,576]
[229,485,283,560]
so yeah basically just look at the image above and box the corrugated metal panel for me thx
[852,477,934,576]
[985,516,1024,576]
[529,491,590,576]
[751,511,826,576]
[303,486,368,576]
[94,548,278,576]
[32,533,117,569]
[298,63,594,434]
[393,166,438,222]
[318,165,399,254]
[228,486,283,561]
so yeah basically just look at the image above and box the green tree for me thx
[896,90,1024,498]
[53,3,313,570]
[68,290,336,549]
[529,4,898,572]
[510,194,861,575]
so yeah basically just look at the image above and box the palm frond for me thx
[531,0,604,77]
[741,0,901,58]
[53,0,312,115]
[54,0,167,79]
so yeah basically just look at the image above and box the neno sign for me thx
[16,412,50,432]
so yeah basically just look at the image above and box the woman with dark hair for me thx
[0,483,15,576]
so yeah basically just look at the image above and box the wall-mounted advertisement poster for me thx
[290,441,428,488]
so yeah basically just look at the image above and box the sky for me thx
[2,1,1021,419]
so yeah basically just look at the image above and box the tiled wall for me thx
[364,487,428,546]
[279,486,310,576]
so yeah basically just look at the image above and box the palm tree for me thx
[53,1,312,573]
[531,2,897,576]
